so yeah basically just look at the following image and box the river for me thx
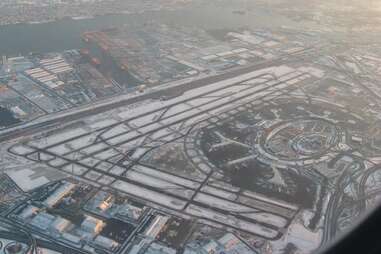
[0,1,308,56]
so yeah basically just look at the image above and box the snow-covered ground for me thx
[112,180,187,210]
[6,65,312,243]
[185,204,279,238]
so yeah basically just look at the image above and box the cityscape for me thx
[0,0,193,26]
[1,0,381,254]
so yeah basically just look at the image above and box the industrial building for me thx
[81,215,105,235]
[43,182,75,208]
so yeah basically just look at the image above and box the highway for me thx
[0,217,37,254]
[357,165,381,213]
[320,161,365,247]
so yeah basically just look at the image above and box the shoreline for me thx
[0,6,182,27]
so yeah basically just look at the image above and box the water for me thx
[0,107,21,128]
[0,1,306,56]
